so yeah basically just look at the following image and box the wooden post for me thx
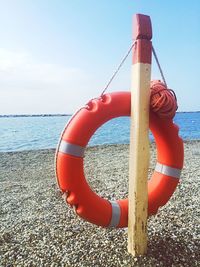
[128,14,152,256]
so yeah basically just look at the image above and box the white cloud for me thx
[0,48,94,114]
[0,48,86,86]
[0,48,133,114]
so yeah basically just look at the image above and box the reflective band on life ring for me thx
[59,140,85,158]
[155,163,181,179]
[55,92,184,228]
[108,201,121,227]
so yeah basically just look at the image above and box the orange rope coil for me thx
[150,80,178,119]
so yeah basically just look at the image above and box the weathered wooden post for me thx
[128,14,152,256]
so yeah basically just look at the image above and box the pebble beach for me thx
[0,141,199,267]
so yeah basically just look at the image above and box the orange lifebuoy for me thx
[55,92,184,228]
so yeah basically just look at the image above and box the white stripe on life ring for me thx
[59,140,85,158]
[108,201,121,227]
[155,162,181,179]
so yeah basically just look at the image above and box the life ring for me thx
[55,92,184,228]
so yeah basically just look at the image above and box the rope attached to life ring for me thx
[101,43,178,119]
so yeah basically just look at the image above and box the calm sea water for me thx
[0,112,199,152]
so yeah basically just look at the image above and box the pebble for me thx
[0,142,199,266]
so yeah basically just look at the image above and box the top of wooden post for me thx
[133,14,152,40]
[132,14,152,64]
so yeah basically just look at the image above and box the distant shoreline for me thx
[0,114,72,118]
[0,111,200,118]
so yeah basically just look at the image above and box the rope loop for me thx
[99,42,178,118]
[100,41,136,96]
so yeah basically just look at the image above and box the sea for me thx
[0,112,199,152]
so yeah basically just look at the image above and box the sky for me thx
[0,0,200,115]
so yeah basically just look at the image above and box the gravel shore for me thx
[0,141,200,267]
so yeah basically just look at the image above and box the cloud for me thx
[0,48,95,114]
[0,48,87,88]
[0,48,132,114]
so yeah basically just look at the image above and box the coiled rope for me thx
[101,43,178,118]
[150,80,177,118]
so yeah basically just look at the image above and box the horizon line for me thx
[0,110,200,118]
[0,114,72,118]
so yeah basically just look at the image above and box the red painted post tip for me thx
[133,14,152,40]
[132,14,152,64]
